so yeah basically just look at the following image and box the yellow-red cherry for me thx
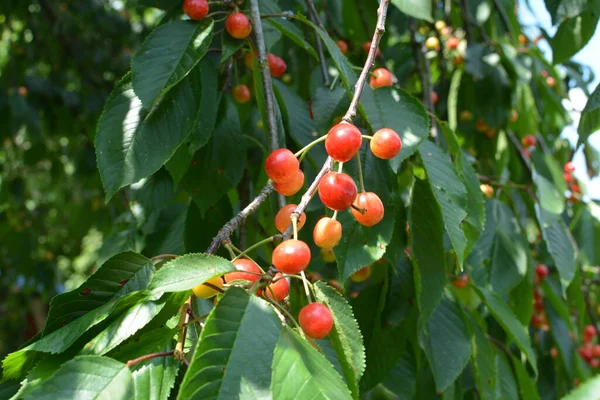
[313,217,342,248]
[350,266,371,283]
[318,172,357,211]
[351,192,384,226]
[226,12,252,39]
[265,149,299,183]
[192,276,223,298]
[564,161,575,173]
[446,36,459,49]
[263,273,289,301]
[232,84,251,104]
[268,54,287,78]
[272,239,311,274]
[521,134,536,147]
[370,68,393,89]
[244,52,255,70]
[452,274,469,289]
[325,123,362,162]
[274,169,304,196]
[298,303,334,339]
[337,40,348,54]
[370,128,402,159]
[183,0,209,20]
[225,259,261,283]
[362,41,381,56]
[275,204,306,234]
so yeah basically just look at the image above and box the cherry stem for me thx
[232,236,275,262]
[126,351,175,368]
[292,216,298,240]
[361,135,373,140]
[224,244,237,260]
[150,254,178,262]
[351,204,367,215]
[202,282,225,293]
[332,210,338,220]
[356,151,366,193]
[300,271,313,303]
[294,135,327,160]
[185,313,210,327]
[337,161,344,173]
[174,296,192,361]
[264,295,301,329]
[229,243,266,274]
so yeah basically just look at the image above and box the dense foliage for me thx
[1,0,600,398]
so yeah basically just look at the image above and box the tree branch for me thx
[127,351,175,368]
[305,0,330,86]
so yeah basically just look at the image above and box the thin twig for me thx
[342,0,390,123]
[126,351,175,368]
[207,183,275,254]
[305,0,330,85]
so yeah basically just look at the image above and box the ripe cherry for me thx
[362,41,381,56]
[570,183,581,194]
[183,0,209,20]
[244,52,256,69]
[446,36,459,49]
[225,12,252,39]
[579,344,593,361]
[474,120,488,133]
[584,325,597,342]
[521,134,536,147]
[590,359,600,368]
[534,299,544,312]
[509,109,519,123]
[518,33,528,45]
[425,36,440,50]
[370,68,393,89]
[265,149,299,183]
[263,273,289,302]
[452,274,469,289]
[318,172,357,211]
[192,276,223,298]
[350,266,371,283]
[564,172,573,183]
[546,76,556,87]
[370,128,401,159]
[337,40,348,54]
[226,259,261,283]
[232,84,251,104]
[320,248,336,263]
[313,217,342,248]
[272,239,311,274]
[435,20,446,31]
[298,303,334,339]
[459,110,473,122]
[325,123,362,162]
[550,347,558,358]
[351,192,384,226]
[564,161,575,173]
[535,264,549,280]
[593,345,600,358]
[275,204,307,234]
[480,184,494,198]
[431,91,439,104]
[274,169,304,196]
[267,54,287,78]
[531,314,545,329]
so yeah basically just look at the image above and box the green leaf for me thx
[474,288,537,375]
[96,67,202,201]
[220,32,246,63]
[390,0,433,21]
[419,297,472,392]
[266,19,317,60]
[190,58,221,152]
[578,82,600,146]
[563,374,600,399]
[132,20,214,108]
[511,355,540,400]
[148,253,235,295]
[23,356,133,400]
[183,97,247,214]
[271,327,353,400]
[532,152,567,218]
[44,252,154,335]
[419,140,468,268]
[410,177,447,324]
[80,299,166,356]
[551,12,599,64]
[184,198,233,253]
[165,144,194,186]
[543,280,575,378]
[496,352,519,399]
[536,205,577,293]
[511,83,540,135]
[314,282,366,398]
[468,314,497,400]
[109,327,176,364]
[178,288,282,399]
[360,87,430,170]
[130,169,175,211]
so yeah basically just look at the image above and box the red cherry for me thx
[535,264,549,280]
[531,314,544,329]
[226,259,261,283]
[431,91,439,104]
[452,274,469,289]
[579,344,593,361]
[564,161,575,173]
[337,40,348,54]
[265,149,299,183]
[350,266,371,283]
[564,172,573,183]
[584,325,597,341]
[298,303,334,339]
[263,273,289,302]
[267,54,287,78]
[232,84,251,104]
[274,169,304,196]
[370,128,402,159]
[521,134,536,147]
[534,299,544,312]
[351,192,384,226]
[225,12,252,39]
[313,217,342,248]
[533,289,542,302]
[183,0,209,20]
[318,172,357,211]
[570,183,581,194]
[272,239,311,274]
[325,123,363,162]
[244,52,256,70]
[361,41,381,56]
[275,204,306,234]
[523,149,531,158]
[474,120,488,133]
[590,359,600,368]
[550,347,558,358]
[370,68,393,89]
[592,345,600,358]
[446,36,459,49]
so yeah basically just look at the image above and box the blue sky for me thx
[519,0,600,199]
